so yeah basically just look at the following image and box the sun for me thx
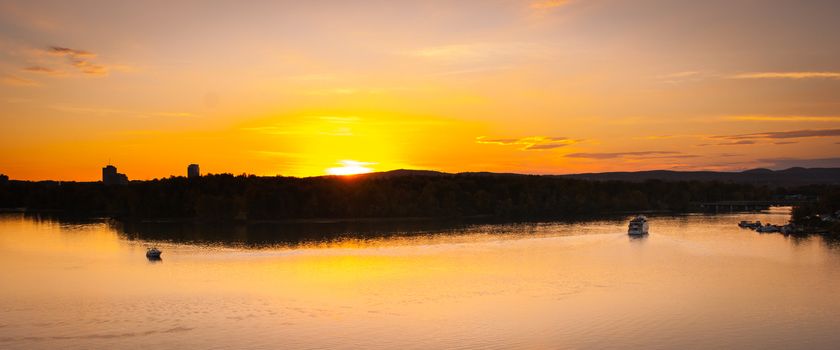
[326,160,375,176]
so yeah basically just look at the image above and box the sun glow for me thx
[326,160,375,176]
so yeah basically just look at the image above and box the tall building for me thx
[102,165,129,185]
[187,164,200,178]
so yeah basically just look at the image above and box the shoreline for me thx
[3,208,707,225]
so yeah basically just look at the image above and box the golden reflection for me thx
[4,211,840,349]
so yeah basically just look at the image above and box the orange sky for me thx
[1,0,839,180]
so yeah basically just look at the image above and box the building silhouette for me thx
[187,164,200,178]
[102,165,129,185]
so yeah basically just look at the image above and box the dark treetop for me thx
[1,169,836,222]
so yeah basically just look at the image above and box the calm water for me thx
[2,208,840,349]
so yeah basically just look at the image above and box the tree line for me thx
[0,172,832,221]
[791,186,840,233]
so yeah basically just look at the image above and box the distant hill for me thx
[353,169,447,179]
[357,168,840,186]
[560,168,840,186]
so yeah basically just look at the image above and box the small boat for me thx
[628,215,649,235]
[146,247,162,258]
[738,220,761,229]
[756,224,780,233]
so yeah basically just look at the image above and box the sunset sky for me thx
[1,0,839,181]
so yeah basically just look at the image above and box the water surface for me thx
[2,208,840,349]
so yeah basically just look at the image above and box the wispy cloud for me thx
[23,65,63,76]
[255,150,307,159]
[564,151,698,160]
[712,128,840,140]
[530,0,570,9]
[408,42,548,62]
[1,74,39,86]
[147,112,194,118]
[316,116,361,124]
[698,140,758,146]
[304,88,388,96]
[731,71,840,80]
[49,104,194,118]
[244,125,353,137]
[635,134,704,140]
[47,46,95,58]
[669,162,757,172]
[722,115,840,122]
[70,59,108,75]
[716,140,756,146]
[23,46,111,77]
[286,73,334,82]
[654,70,723,84]
[437,65,514,76]
[661,71,701,79]
[476,136,580,150]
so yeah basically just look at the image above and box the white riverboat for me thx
[628,215,649,235]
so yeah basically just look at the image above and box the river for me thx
[2,207,840,349]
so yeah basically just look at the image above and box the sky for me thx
[1,0,839,181]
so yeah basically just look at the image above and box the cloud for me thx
[774,141,797,145]
[476,136,579,150]
[661,71,701,78]
[243,125,350,136]
[717,140,756,146]
[723,115,840,122]
[525,143,570,150]
[49,104,194,118]
[656,71,715,84]
[669,162,757,172]
[70,59,108,75]
[1,74,39,86]
[712,128,840,140]
[255,150,307,159]
[407,42,552,76]
[635,134,702,140]
[23,65,63,75]
[23,46,110,77]
[758,157,840,169]
[47,46,95,58]
[530,0,569,9]
[304,88,388,96]
[408,42,548,62]
[477,137,528,145]
[147,112,194,118]
[316,116,361,124]
[731,72,840,80]
[564,151,698,159]
[437,65,513,76]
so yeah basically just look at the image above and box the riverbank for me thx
[0,173,802,222]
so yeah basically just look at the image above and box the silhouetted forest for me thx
[792,187,840,233]
[564,167,840,186]
[0,172,833,222]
